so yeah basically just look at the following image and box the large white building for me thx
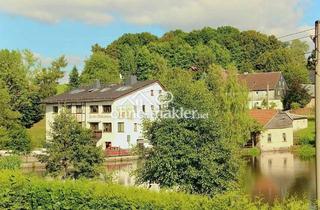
[43,78,166,151]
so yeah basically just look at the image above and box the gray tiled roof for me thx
[43,80,162,104]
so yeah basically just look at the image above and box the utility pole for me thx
[315,20,320,203]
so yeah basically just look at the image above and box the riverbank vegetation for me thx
[0,170,309,209]
[294,117,315,159]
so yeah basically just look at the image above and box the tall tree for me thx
[34,56,67,99]
[80,52,120,85]
[40,110,104,179]
[138,66,251,195]
[118,45,137,80]
[69,66,80,89]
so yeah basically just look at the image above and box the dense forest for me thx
[0,26,314,153]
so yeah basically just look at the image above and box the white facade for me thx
[248,90,283,110]
[45,82,165,150]
[257,127,293,151]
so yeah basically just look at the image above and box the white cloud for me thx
[0,0,312,35]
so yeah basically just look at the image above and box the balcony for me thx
[105,147,130,157]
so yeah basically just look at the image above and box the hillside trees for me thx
[80,51,121,84]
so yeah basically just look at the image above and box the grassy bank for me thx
[293,117,315,159]
[27,119,46,149]
[242,147,261,157]
[0,170,309,209]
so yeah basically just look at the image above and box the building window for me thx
[159,105,162,110]
[282,133,287,142]
[134,123,138,132]
[90,105,99,113]
[90,122,99,131]
[151,90,154,96]
[103,105,112,113]
[256,91,259,95]
[159,90,162,94]
[106,142,112,149]
[118,122,124,133]
[53,106,58,113]
[76,105,82,114]
[142,105,146,112]
[103,123,112,133]
[151,105,154,111]
[267,133,272,143]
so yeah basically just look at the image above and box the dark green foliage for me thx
[283,82,311,110]
[6,125,31,153]
[40,110,104,179]
[0,171,310,209]
[0,156,21,170]
[69,65,80,89]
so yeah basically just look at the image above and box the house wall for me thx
[257,127,293,151]
[248,90,283,110]
[292,118,308,131]
[45,82,164,150]
[248,99,283,110]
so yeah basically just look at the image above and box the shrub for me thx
[298,145,315,160]
[0,171,310,210]
[0,156,21,170]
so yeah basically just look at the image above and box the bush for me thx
[297,145,315,160]
[299,135,315,146]
[0,156,21,170]
[0,171,310,210]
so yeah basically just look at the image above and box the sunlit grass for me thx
[27,119,46,149]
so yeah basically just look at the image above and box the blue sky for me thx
[0,0,319,75]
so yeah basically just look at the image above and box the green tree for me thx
[138,66,251,195]
[0,49,43,128]
[283,81,311,109]
[135,47,167,80]
[69,66,80,89]
[80,52,120,85]
[192,44,215,72]
[40,110,104,179]
[34,56,67,99]
[118,45,137,80]
[0,83,31,153]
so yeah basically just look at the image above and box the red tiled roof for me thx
[249,109,278,126]
[237,72,282,91]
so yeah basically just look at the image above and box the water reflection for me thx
[21,151,315,203]
[247,151,315,203]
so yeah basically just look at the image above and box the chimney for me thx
[125,75,138,85]
[94,79,101,88]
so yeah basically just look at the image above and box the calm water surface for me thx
[22,151,315,203]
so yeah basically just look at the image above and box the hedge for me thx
[0,170,309,210]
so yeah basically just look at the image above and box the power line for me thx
[277,28,314,39]
[281,35,314,42]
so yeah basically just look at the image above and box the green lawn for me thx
[294,117,315,145]
[27,119,46,149]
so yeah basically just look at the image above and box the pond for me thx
[21,151,315,203]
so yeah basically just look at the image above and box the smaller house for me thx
[238,72,287,110]
[249,109,293,151]
[287,113,308,131]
